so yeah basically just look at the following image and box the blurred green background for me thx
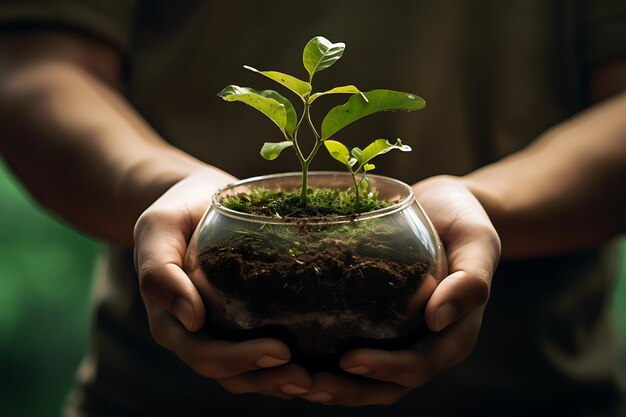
[1,159,625,417]
[0,161,98,417]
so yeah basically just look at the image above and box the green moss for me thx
[220,187,393,217]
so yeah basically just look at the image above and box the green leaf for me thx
[243,65,312,99]
[321,89,426,139]
[218,85,297,135]
[308,85,365,103]
[363,163,375,172]
[357,138,412,168]
[260,141,293,160]
[263,90,298,135]
[302,36,345,79]
[324,140,356,168]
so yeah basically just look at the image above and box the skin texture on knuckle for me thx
[469,267,492,306]
[137,264,160,298]
[133,210,151,241]
[475,222,502,260]
[490,226,502,256]
[134,207,174,238]
[415,174,461,191]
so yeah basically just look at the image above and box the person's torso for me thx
[70,2,625,416]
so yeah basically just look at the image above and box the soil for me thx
[198,233,431,371]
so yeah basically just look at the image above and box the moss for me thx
[220,187,393,217]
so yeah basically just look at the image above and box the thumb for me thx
[134,210,206,332]
[425,229,498,332]
[138,260,206,332]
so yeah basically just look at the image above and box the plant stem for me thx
[351,171,360,205]
[290,99,309,203]
[297,100,323,204]
[305,101,321,141]
[292,138,309,203]
[301,160,309,201]
[290,132,306,165]
[304,106,323,165]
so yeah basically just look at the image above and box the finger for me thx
[148,307,292,380]
[425,239,494,332]
[340,349,431,388]
[425,266,493,332]
[303,372,408,407]
[429,212,499,332]
[340,309,483,388]
[135,210,205,331]
[218,363,312,398]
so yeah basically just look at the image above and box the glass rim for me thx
[211,171,415,225]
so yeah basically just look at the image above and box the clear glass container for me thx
[185,172,447,371]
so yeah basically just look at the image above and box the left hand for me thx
[299,175,501,406]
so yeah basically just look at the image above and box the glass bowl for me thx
[184,172,447,371]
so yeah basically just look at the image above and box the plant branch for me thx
[305,103,321,141]
[351,170,360,205]
[293,100,308,138]
[292,101,310,203]
[292,137,307,166]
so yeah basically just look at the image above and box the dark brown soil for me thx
[201,243,427,315]
[198,235,430,370]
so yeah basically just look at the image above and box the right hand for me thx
[133,169,313,398]
[296,176,500,406]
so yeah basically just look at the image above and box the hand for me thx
[133,169,313,398]
[299,175,501,406]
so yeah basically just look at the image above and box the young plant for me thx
[218,36,425,205]
[323,138,411,204]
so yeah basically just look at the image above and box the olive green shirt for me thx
[1,1,625,416]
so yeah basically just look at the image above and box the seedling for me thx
[219,36,425,205]
[324,138,411,204]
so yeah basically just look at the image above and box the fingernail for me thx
[280,383,309,395]
[173,298,193,329]
[435,303,458,331]
[304,391,334,403]
[344,365,370,375]
[256,355,289,368]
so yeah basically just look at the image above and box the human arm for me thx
[0,30,219,246]
[0,30,311,397]
[464,62,626,259]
